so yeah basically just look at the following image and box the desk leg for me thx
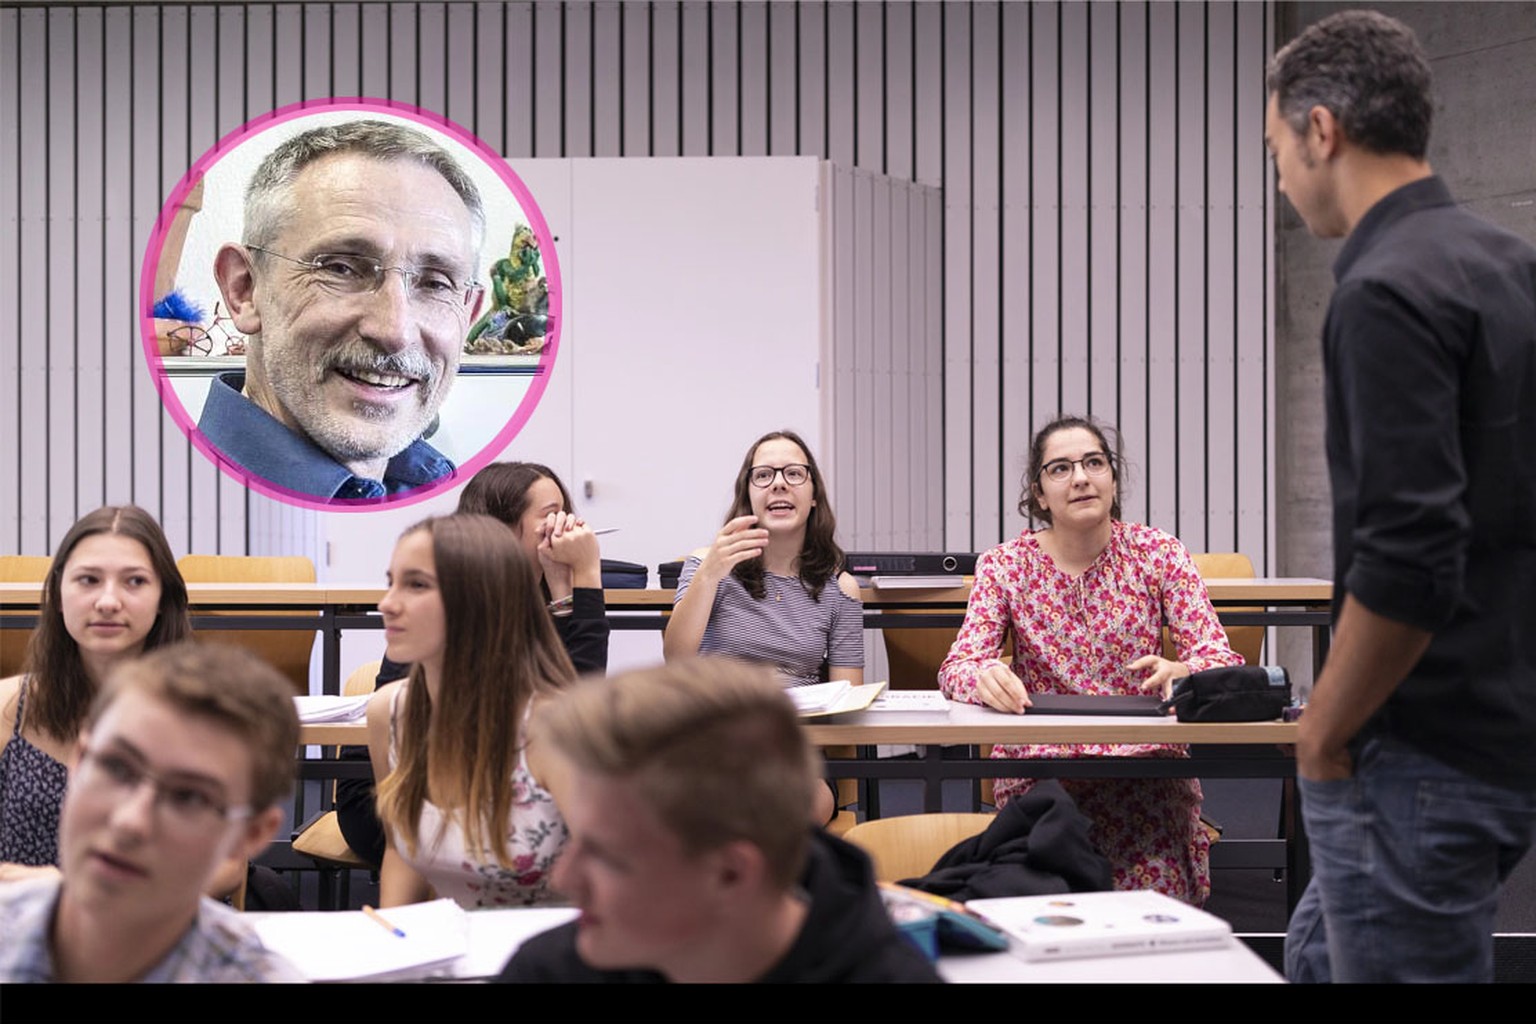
[922,746,945,813]
[322,606,340,696]
[1283,775,1311,914]
[858,746,880,819]
[1313,620,1331,679]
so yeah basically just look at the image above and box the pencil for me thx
[362,904,406,938]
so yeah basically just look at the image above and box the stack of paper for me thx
[789,681,887,717]
[788,681,851,714]
[252,899,471,981]
[293,694,371,723]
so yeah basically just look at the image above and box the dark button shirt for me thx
[1324,175,1536,786]
[196,372,455,501]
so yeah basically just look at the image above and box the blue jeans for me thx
[1285,735,1536,983]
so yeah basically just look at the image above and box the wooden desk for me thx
[2,577,1333,690]
[295,703,1304,903]
[299,706,1296,748]
[250,895,1281,982]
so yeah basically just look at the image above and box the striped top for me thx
[675,556,864,687]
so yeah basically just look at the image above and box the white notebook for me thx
[966,890,1233,962]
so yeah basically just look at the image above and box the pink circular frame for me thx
[139,98,562,513]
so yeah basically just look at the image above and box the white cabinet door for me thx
[320,157,828,676]
[566,157,825,578]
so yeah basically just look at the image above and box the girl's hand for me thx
[1130,655,1191,700]
[696,515,770,582]
[974,660,1031,714]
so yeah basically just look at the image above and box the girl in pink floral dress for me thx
[938,417,1242,905]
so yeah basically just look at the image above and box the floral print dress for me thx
[387,685,568,909]
[937,520,1243,905]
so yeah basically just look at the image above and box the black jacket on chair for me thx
[900,780,1112,901]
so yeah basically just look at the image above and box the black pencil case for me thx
[1160,665,1291,722]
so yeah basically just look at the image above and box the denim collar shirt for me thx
[0,876,304,983]
[196,372,455,502]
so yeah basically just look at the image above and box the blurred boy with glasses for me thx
[0,643,303,983]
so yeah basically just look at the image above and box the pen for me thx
[363,904,406,938]
[592,527,620,536]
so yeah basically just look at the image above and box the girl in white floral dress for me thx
[368,514,576,909]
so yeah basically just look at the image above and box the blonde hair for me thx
[90,642,299,810]
[533,658,816,890]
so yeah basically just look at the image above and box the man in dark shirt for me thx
[1266,11,1536,983]
[498,659,940,984]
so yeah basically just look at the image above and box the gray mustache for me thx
[319,343,437,385]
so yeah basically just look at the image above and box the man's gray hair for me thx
[243,118,486,251]
[1267,10,1433,160]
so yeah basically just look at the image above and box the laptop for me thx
[967,890,1233,962]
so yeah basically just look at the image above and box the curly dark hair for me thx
[725,430,845,601]
[1018,415,1127,526]
[1267,10,1433,160]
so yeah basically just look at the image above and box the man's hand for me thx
[1297,714,1356,781]
[1296,595,1433,782]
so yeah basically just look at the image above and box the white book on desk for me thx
[251,898,470,981]
[870,689,949,712]
[967,890,1232,963]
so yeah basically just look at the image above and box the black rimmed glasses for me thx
[246,245,484,310]
[1039,452,1114,483]
[749,464,811,488]
[77,744,252,833]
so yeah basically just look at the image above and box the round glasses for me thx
[1039,452,1114,483]
[749,464,811,488]
[78,745,252,833]
[247,245,484,310]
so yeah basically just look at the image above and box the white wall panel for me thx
[940,0,972,551]
[2,1,1274,591]
[564,0,593,159]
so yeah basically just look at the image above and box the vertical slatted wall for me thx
[1,1,1273,572]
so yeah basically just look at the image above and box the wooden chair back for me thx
[1165,552,1264,666]
[176,555,317,694]
[842,812,996,883]
[0,556,52,678]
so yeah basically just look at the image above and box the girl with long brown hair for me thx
[663,430,862,825]
[1,506,192,874]
[664,429,862,689]
[366,514,576,909]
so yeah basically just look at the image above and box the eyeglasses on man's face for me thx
[246,245,484,310]
[77,744,252,832]
[748,464,811,488]
[1039,452,1114,484]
